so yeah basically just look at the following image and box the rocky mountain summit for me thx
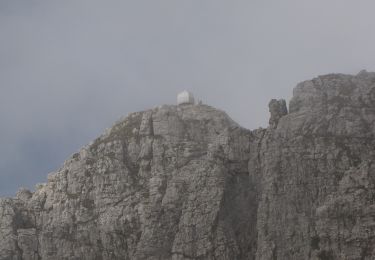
[1,71,375,260]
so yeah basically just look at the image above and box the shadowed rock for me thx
[268,99,288,128]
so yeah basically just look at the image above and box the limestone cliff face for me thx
[255,71,375,259]
[1,71,375,260]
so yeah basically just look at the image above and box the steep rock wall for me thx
[1,71,375,259]
[256,71,375,259]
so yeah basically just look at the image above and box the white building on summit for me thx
[177,91,195,105]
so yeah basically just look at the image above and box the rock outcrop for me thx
[1,71,375,259]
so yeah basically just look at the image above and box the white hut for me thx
[177,91,195,105]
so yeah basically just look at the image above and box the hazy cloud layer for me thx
[1,0,375,196]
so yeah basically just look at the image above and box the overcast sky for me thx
[1,0,375,196]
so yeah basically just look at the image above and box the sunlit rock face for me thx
[1,71,375,260]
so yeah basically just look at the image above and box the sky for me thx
[1,0,375,196]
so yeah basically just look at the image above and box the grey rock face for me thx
[1,72,375,259]
[256,71,375,259]
[268,99,288,129]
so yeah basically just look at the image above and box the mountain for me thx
[1,71,375,260]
